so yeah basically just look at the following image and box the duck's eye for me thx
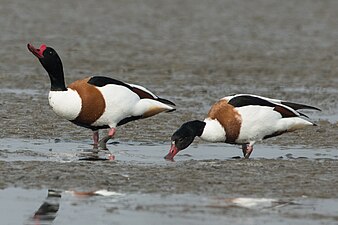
[49,51,53,55]
[178,137,185,142]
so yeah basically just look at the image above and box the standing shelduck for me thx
[28,43,175,149]
[165,94,320,160]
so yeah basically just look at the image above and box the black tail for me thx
[157,97,176,106]
[281,102,321,111]
[166,108,176,113]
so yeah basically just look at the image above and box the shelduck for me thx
[27,43,175,149]
[165,94,320,160]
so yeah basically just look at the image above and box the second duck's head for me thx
[164,120,206,161]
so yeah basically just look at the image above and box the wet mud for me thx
[0,0,338,224]
[0,158,337,198]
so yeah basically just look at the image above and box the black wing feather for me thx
[228,95,275,108]
[88,76,131,89]
[228,95,320,118]
[156,97,176,106]
[281,101,321,111]
[88,76,175,106]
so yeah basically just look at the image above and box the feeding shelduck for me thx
[27,43,175,149]
[164,94,320,160]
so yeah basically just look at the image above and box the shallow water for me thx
[1,188,338,225]
[0,138,337,163]
[1,138,338,199]
[1,0,338,224]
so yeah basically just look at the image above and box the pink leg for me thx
[98,128,116,150]
[93,131,99,149]
[108,128,116,137]
[242,144,254,159]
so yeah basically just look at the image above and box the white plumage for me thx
[200,118,226,142]
[92,84,141,127]
[48,89,82,121]
[28,43,176,150]
[165,94,320,160]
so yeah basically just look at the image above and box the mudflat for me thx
[0,0,337,224]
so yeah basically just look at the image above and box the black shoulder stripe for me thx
[88,76,131,89]
[228,95,275,108]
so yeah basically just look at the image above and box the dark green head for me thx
[164,120,206,160]
[28,43,66,91]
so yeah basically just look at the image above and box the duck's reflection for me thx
[77,149,115,161]
[28,189,61,225]
[27,188,123,224]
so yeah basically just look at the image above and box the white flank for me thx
[91,84,140,127]
[236,105,312,143]
[200,118,226,142]
[133,98,174,116]
[236,106,280,143]
[92,84,174,127]
[48,89,82,120]
[277,117,313,131]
